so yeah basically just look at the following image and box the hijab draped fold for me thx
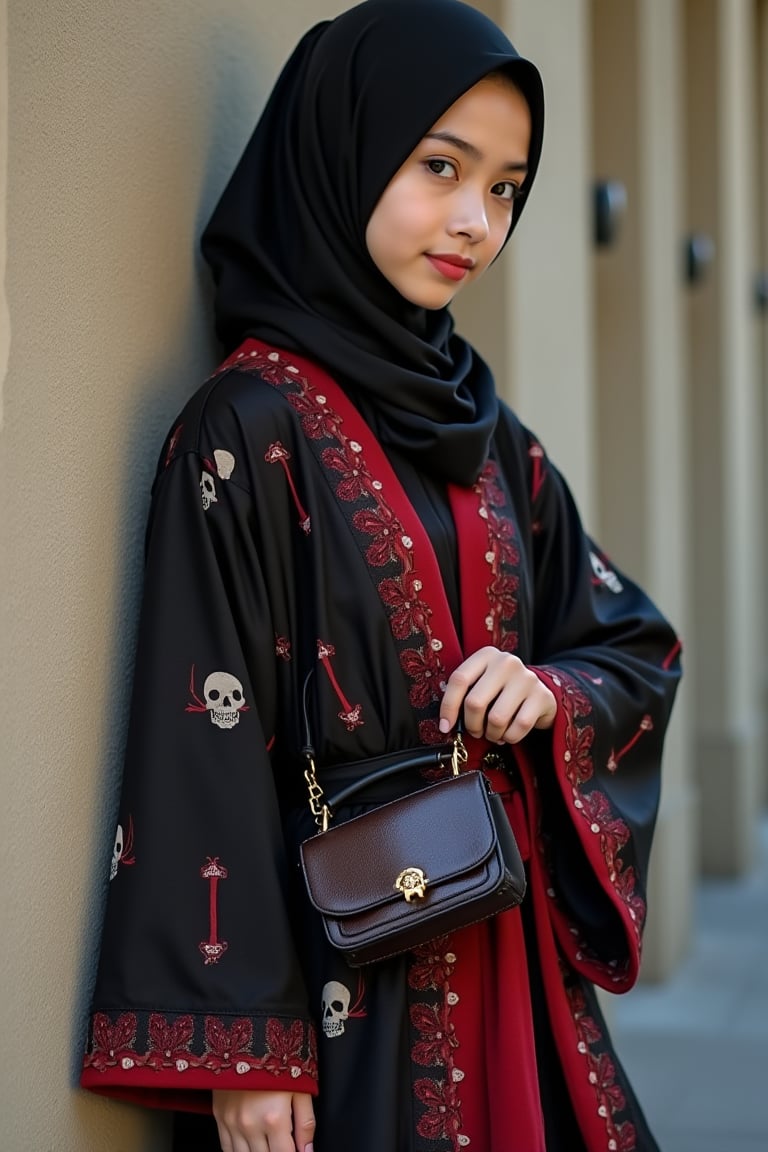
[202,0,544,484]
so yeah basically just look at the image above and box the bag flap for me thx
[300,771,500,916]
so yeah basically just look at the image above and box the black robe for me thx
[82,342,680,1152]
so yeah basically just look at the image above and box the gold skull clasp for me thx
[395,867,429,902]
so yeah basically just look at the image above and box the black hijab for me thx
[202,0,544,484]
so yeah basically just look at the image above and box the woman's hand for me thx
[439,647,557,744]
[212,1089,315,1152]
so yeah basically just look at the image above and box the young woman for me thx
[81,2,681,1150]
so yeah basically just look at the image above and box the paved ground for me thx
[613,818,768,1152]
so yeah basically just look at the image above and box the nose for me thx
[447,186,490,243]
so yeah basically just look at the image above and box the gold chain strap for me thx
[451,731,468,775]
[303,754,331,832]
[304,731,468,833]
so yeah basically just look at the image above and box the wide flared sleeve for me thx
[519,428,682,992]
[81,434,317,1111]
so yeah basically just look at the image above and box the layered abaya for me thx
[81,3,681,1149]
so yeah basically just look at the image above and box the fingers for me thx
[497,690,556,743]
[213,1090,302,1152]
[216,1116,269,1152]
[439,648,557,743]
[229,1132,268,1152]
[439,647,500,733]
[292,1093,316,1152]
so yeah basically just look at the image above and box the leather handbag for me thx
[299,718,527,967]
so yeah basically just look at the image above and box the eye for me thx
[491,180,525,202]
[425,158,458,179]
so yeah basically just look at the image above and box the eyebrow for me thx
[425,130,528,174]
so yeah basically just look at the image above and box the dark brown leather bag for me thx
[299,737,527,966]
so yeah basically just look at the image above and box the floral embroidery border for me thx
[408,939,470,1150]
[565,978,638,1152]
[84,1010,317,1081]
[539,666,646,971]
[226,344,469,1151]
[474,460,521,653]
[228,344,451,746]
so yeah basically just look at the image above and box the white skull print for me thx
[110,823,124,881]
[321,980,351,1038]
[200,470,217,511]
[589,551,624,593]
[213,449,236,480]
[203,671,245,729]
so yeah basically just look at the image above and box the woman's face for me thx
[365,76,532,310]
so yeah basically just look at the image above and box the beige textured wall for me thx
[0,2,342,1149]
[758,0,768,804]
[686,0,763,874]
[1,0,8,411]
[590,0,694,977]
[506,0,595,524]
[454,0,596,523]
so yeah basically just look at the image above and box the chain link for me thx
[303,756,330,830]
[305,732,467,830]
[451,731,468,775]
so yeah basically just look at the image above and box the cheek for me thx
[368,172,432,237]
[375,198,412,237]
[367,196,424,270]
[365,211,389,274]
[483,215,513,264]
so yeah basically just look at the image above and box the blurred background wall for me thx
[0,0,765,1149]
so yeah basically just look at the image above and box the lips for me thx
[426,253,475,282]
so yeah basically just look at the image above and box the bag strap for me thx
[300,670,467,830]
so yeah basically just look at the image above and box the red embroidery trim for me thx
[265,441,311,534]
[165,423,183,468]
[662,637,682,670]
[566,985,637,1151]
[275,634,291,661]
[473,461,520,652]
[541,667,647,953]
[199,857,228,965]
[408,940,467,1150]
[316,639,364,731]
[226,343,451,737]
[84,1012,318,1081]
[528,438,546,503]
[607,715,653,773]
[221,342,478,1149]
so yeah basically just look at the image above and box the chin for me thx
[423,295,458,310]
[399,284,461,310]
